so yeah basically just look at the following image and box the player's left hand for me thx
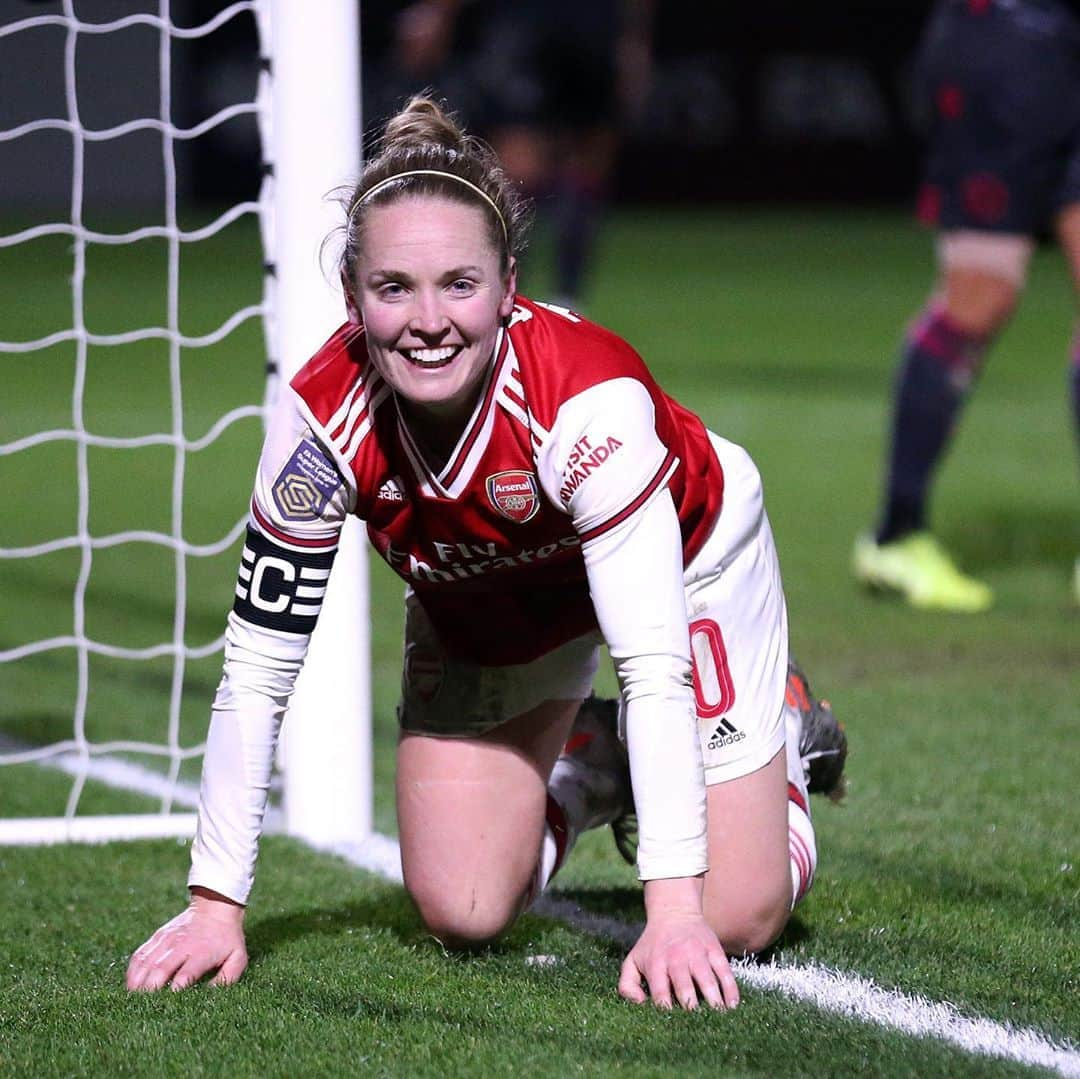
[126,887,247,993]
[617,878,739,1010]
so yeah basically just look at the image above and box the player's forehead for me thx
[357,195,498,265]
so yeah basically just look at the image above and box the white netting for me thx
[0,0,275,839]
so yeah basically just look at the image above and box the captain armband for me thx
[232,525,337,635]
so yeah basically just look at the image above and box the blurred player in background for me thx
[126,94,846,1009]
[375,0,655,309]
[854,0,1080,611]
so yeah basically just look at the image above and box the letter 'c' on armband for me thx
[232,525,337,635]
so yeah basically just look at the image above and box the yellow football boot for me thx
[853,532,993,613]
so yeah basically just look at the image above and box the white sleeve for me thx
[537,379,708,881]
[584,492,708,881]
[187,614,307,903]
[187,390,350,903]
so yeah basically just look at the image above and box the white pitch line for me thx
[744,961,1080,1079]
[33,749,202,807]
[19,753,1079,1077]
[334,840,1080,1079]
[7,742,284,831]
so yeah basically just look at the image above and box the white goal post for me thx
[0,0,370,848]
[265,1,371,850]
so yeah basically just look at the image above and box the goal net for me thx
[0,0,370,847]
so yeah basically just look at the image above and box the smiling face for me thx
[350,195,517,434]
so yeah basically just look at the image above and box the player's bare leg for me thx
[701,748,793,956]
[396,697,579,948]
[610,660,842,962]
[938,262,1020,334]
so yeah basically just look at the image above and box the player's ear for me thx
[341,267,362,325]
[498,257,518,319]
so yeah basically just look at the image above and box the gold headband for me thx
[350,169,509,248]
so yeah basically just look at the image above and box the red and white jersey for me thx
[192,298,729,902]
[243,297,724,664]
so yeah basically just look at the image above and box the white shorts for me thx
[683,434,788,784]
[398,433,788,787]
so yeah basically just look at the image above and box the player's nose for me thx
[408,290,450,337]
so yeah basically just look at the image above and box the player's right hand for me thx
[126,886,247,992]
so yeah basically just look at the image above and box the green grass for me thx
[1,207,1078,1075]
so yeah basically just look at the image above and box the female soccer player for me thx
[126,95,845,1010]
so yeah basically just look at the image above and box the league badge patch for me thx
[272,439,341,521]
[486,470,539,524]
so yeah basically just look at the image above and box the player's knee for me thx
[938,233,1030,336]
[706,887,791,958]
[907,283,1012,387]
[408,882,519,950]
[942,286,1018,338]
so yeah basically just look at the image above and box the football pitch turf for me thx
[1,207,1077,1076]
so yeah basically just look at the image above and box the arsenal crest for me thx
[486,470,540,524]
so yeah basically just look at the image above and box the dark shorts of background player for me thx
[914,0,1080,237]
[464,0,621,132]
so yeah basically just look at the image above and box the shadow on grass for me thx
[766,913,813,954]
[547,885,643,923]
[247,879,818,983]
[246,883,644,973]
[701,358,889,400]
[955,505,1078,573]
[246,885,424,958]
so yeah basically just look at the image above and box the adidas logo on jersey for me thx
[706,717,745,750]
[377,476,406,503]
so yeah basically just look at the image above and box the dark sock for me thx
[552,179,603,304]
[876,306,987,544]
